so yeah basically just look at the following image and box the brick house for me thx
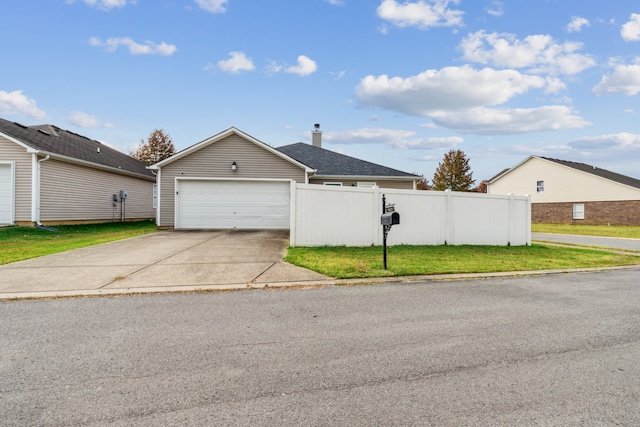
[487,156,640,225]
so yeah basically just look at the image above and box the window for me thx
[573,203,584,220]
[357,182,376,188]
[536,180,544,192]
[323,182,342,186]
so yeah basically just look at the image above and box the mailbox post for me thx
[381,194,400,269]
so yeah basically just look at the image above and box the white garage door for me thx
[0,163,13,225]
[176,180,290,229]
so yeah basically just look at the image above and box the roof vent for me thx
[97,147,101,154]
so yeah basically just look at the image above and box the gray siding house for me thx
[0,118,156,226]
[149,126,420,229]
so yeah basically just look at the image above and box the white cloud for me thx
[331,70,347,79]
[356,65,547,115]
[569,133,640,152]
[593,59,640,96]
[460,31,595,75]
[215,51,255,73]
[324,0,344,5]
[89,37,177,56]
[285,55,318,77]
[430,106,590,135]
[322,127,462,150]
[354,65,590,134]
[377,0,464,30]
[265,59,284,75]
[0,90,47,120]
[485,1,503,17]
[195,0,228,14]
[68,111,114,128]
[621,13,640,41]
[544,77,567,94]
[566,16,590,33]
[66,0,131,10]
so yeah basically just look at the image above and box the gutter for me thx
[35,155,50,226]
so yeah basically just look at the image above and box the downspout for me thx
[35,155,50,226]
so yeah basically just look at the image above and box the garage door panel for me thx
[0,164,13,225]
[177,180,290,229]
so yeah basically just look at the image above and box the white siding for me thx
[292,185,531,247]
[489,157,640,203]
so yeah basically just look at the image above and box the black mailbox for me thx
[381,211,400,226]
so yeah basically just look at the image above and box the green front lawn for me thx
[285,244,639,279]
[0,221,157,265]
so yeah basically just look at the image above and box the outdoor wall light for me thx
[231,161,237,171]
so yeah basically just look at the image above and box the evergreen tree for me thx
[130,129,175,165]
[432,149,475,191]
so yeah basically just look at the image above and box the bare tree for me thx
[130,129,175,165]
[432,149,475,191]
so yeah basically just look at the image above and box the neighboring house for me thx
[0,118,156,226]
[487,156,640,225]
[149,126,420,229]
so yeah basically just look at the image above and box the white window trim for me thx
[536,180,544,192]
[573,203,584,220]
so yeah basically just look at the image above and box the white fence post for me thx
[289,181,297,246]
[526,194,532,245]
[373,186,381,246]
[445,189,453,245]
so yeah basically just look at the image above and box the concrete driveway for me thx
[0,230,329,299]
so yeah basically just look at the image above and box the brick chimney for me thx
[311,123,322,148]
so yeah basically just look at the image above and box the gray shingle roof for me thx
[541,157,640,190]
[276,143,420,178]
[0,118,154,179]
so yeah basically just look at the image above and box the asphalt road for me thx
[2,269,639,426]
[532,232,640,251]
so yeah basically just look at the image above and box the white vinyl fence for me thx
[290,184,531,247]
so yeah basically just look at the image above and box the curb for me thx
[2,265,638,301]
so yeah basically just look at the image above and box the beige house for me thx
[149,126,420,229]
[0,118,156,226]
[487,156,640,225]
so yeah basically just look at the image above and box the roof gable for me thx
[0,117,154,179]
[491,155,640,190]
[149,127,314,172]
[276,143,420,179]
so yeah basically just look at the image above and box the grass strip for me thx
[285,244,640,279]
[0,221,157,265]
[532,224,640,239]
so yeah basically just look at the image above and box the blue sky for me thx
[1,0,639,182]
